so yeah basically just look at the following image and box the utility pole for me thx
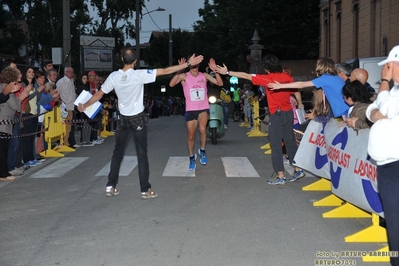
[62,0,71,67]
[169,14,173,66]
[135,0,141,68]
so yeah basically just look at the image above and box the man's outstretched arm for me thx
[215,63,253,81]
[157,54,203,76]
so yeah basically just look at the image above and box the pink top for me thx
[183,72,209,111]
[290,96,299,125]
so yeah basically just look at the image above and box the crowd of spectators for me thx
[0,58,116,180]
[144,94,185,118]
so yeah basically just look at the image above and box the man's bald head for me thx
[349,68,369,84]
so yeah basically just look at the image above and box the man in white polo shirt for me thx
[56,67,77,148]
[79,47,203,199]
[366,45,399,266]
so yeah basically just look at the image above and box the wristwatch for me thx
[226,70,230,75]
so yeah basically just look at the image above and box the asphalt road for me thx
[0,115,390,266]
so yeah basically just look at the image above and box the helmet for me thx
[229,76,238,84]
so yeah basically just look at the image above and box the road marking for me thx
[95,156,138,176]
[30,157,89,178]
[162,156,196,177]
[221,157,260,177]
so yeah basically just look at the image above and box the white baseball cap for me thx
[378,45,399,66]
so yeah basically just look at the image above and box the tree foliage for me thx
[1,0,319,76]
[193,0,320,68]
[89,0,138,48]
[144,0,319,74]
[0,0,26,56]
[0,0,144,73]
[25,0,62,61]
[144,29,195,68]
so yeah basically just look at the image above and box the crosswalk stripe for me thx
[162,157,196,177]
[24,156,267,180]
[95,156,138,177]
[221,157,260,178]
[30,157,89,178]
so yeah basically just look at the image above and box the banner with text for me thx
[294,120,383,217]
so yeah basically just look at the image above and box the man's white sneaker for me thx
[93,139,103,145]
[105,186,119,197]
[141,188,158,199]
[9,168,23,176]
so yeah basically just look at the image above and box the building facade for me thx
[319,0,399,63]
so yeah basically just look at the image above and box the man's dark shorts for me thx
[184,109,210,121]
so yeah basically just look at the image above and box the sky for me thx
[137,0,205,44]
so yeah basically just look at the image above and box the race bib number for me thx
[189,88,205,101]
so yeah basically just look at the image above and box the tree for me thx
[89,0,140,53]
[25,0,61,62]
[1,0,319,77]
[192,0,320,68]
[22,0,93,72]
[0,0,147,72]
[144,29,196,68]
[0,0,27,57]
[69,0,94,72]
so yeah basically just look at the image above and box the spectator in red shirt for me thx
[216,54,305,185]
[88,71,97,95]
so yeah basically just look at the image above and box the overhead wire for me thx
[144,6,163,30]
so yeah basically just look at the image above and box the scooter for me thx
[206,96,225,145]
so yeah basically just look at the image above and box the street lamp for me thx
[62,0,71,67]
[140,7,166,30]
[135,2,165,68]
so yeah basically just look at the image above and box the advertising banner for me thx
[83,48,113,70]
[294,120,383,217]
[80,36,115,73]
[294,120,330,179]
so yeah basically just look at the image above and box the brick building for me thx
[319,0,399,63]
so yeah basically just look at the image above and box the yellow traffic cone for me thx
[264,149,272,155]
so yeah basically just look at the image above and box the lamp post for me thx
[169,14,173,66]
[62,0,71,67]
[135,1,165,68]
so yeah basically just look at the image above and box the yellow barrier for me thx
[260,143,271,150]
[322,202,371,218]
[247,101,267,137]
[302,178,332,191]
[345,213,387,243]
[313,194,344,207]
[40,108,114,157]
[298,119,390,261]
[101,111,114,138]
[362,246,391,263]
[40,106,65,157]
